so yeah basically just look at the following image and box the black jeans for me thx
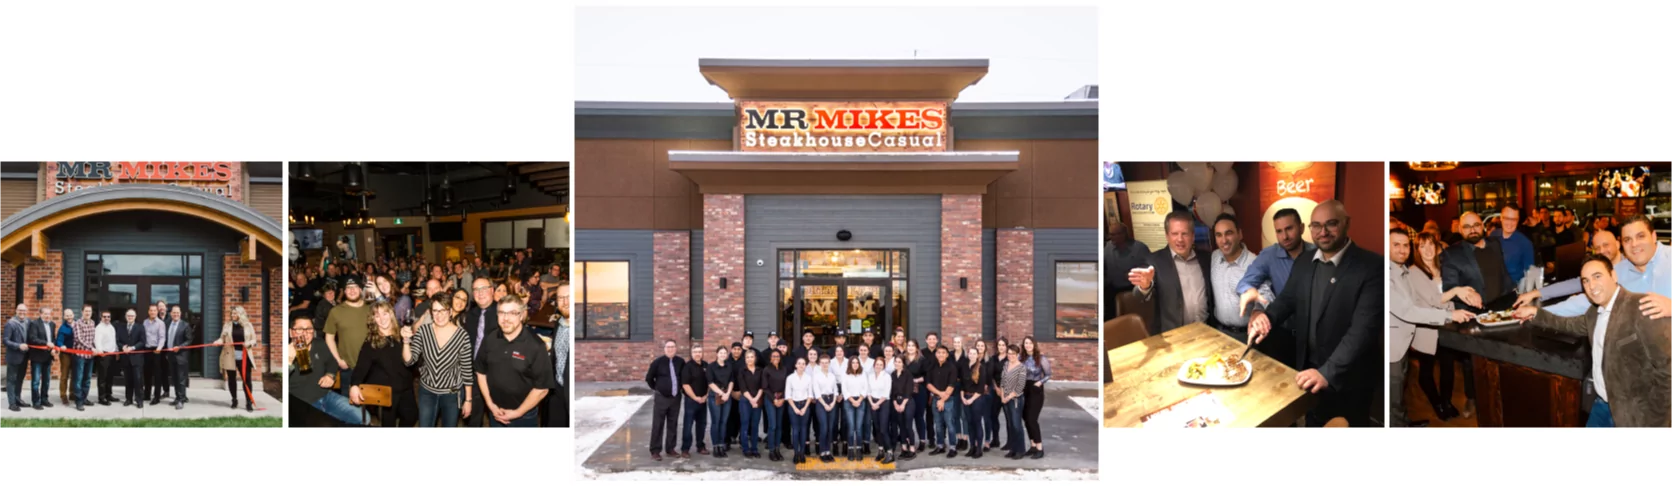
[225,367,254,404]
[96,355,116,401]
[1438,347,1476,405]
[145,353,166,400]
[649,393,681,454]
[1022,380,1044,444]
[1411,350,1445,411]
[124,357,145,403]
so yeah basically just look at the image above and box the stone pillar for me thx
[940,194,982,342]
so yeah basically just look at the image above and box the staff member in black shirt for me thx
[475,296,555,428]
[903,339,928,454]
[830,328,852,359]
[727,340,745,448]
[926,345,960,457]
[919,332,942,444]
[888,354,915,461]
[706,346,736,458]
[644,339,684,461]
[678,345,709,457]
[763,349,789,462]
[793,329,816,365]
[959,345,988,459]
[737,349,766,459]
[983,338,1007,450]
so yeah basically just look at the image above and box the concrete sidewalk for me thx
[575,381,1100,480]
[2,375,281,422]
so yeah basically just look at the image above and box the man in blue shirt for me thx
[1236,208,1315,313]
[1491,203,1536,287]
[1522,215,1670,319]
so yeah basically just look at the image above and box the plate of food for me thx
[1475,309,1522,327]
[1177,353,1252,386]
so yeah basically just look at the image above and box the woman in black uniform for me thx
[888,353,915,461]
[763,349,789,461]
[903,339,926,456]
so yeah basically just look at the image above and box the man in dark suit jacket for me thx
[1442,211,1514,313]
[4,304,31,412]
[645,339,686,461]
[162,306,192,409]
[1516,255,1671,427]
[462,277,499,426]
[1129,211,1215,334]
[1249,200,1383,427]
[113,309,149,407]
[26,306,59,409]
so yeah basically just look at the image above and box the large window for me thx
[778,250,908,349]
[1054,261,1098,340]
[483,215,571,250]
[1456,180,1517,216]
[576,261,629,340]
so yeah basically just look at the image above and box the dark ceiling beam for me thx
[517,162,567,174]
[529,171,567,182]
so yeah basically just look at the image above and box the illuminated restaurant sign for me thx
[47,161,241,200]
[737,100,949,152]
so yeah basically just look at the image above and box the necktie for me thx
[670,360,678,396]
[475,309,486,358]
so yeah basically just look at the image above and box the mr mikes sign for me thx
[45,161,243,201]
[737,100,949,152]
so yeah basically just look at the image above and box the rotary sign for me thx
[737,100,949,152]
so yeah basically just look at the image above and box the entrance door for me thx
[787,280,891,351]
[101,277,199,375]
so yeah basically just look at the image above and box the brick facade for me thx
[268,266,281,376]
[1039,341,1099,382]
[703,194,746,345]
[939,194,982,342]
[996,229,1034,343]
[7,251,65,380]
[222,254,270,376]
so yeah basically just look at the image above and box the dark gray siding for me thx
[575,229,655,342]
[48,210,241,374]
[690,229,703,341]
[982,229,996,339]
[744,195,942,341]
[1030,228,1099,342]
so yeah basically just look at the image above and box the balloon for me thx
[1194,192,1223,221]
[1166,171,1195,204]
[1211,162,1234,172]
[1211,170,1239,200]
[1223,205,1236,216]
[1187,165,1214,193]
[1177,162,1210,172]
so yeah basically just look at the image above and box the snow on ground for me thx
[573,395,648,465]
[884,468,1099,481]
[1068,395,1102,420]
[584,469,792,481]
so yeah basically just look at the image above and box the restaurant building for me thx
[1,162,284,378]
[574,59,1100,382]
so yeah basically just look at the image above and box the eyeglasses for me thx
[293,327,314,332]
[1307,219,1343,232]
[1461,222,1484,230]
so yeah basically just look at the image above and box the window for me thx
[483,215,571,250]
[1054,261,1098,340]
[1456,180,1517,216]
[576,261,630,340]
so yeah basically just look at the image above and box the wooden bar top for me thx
[1104,323,1314,428]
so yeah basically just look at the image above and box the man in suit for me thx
[462,277,499,426]
[114,309,148,408]
[1438,211,1509,417]
[26,306,59,409]
[162,306,192,409]
[1513,254,1670,427]
[646,339,686,461]
[1129,210,1215,334]
[4,304,31,412]
[1248,200,1383,427]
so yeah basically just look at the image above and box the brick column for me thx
[1,263,13,366]
[223,254,268,375]
[996,229,1034,343]
[269,266,282,377]
[940,194,982,342]
[703,194,746,344]
[21,251,64,379]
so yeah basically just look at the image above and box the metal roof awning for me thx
[698,58,990,100]
[667,150,1018,195]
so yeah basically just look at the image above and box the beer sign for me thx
[737,100,949,152]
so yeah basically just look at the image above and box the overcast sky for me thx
[576,7,1097,103]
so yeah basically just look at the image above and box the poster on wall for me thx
[1126,179,1173,250]
[1255,162,1337,248]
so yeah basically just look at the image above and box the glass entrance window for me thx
[778,250,907,350]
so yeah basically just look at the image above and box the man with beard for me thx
[1443,211,1515,313]
[324,278,372,393]
[547,281,571,427]
[1512,254,1670,427]
[476,296,554,427]
[289,316,366,425]
[1209,214,1274,343]
[1237,208,1316,314]
[1520,216,1670,320]
[1247,200,1383,426]
[463,277,500,426]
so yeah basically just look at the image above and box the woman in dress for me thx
[403,296,474,427]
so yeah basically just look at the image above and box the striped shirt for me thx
[1001,362,1027,398]
[404,323,474,394]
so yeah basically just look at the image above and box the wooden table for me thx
[1104,323,1314,427]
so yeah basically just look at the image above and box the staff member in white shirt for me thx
[784,357,815,464]
[93,310,119,405]
[839,355,870,461]
[867,355,895,463]
[811,355,841,463]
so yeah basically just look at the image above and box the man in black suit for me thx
[162,306,192,409]
[1248,200,1383,427]
[462,277,499,426]
[1129,210,1215,334]
[27,306,59,409]
[1442,211,1513,313]
[645,339,685,461]
[113,309,148,408]
[4,304,31,412]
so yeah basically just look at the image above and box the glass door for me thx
[797,282,840,350]
[844,281,887,339]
